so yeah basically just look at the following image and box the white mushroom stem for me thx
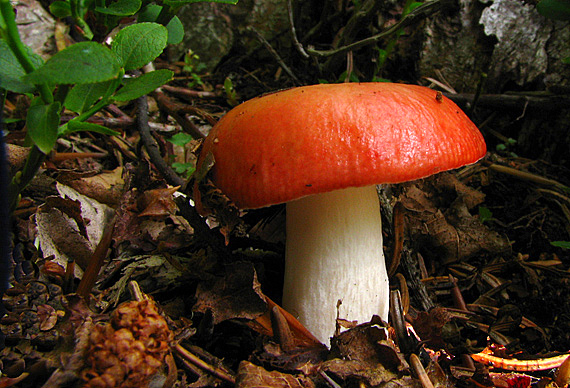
[282,185,389,345]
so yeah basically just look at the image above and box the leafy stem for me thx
[0,0,54,104]
[155,4,179,25]
[69,0,94,39]
[8,146,47,212]
[59,70,124,136]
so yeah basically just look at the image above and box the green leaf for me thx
[172,162,195,178]
[0,39,44,93]
[164,0,237,5]
[113,69,173,101]
[112,23,168,70]
[137,5,184,44]
[165,16,184,44]
[537,0,570,20]
[65,121,120,136]
[95,0,141,16]
[478,206,493,223]
[64,80,116,113]
[550,241,570,249]
[49,1,71,17]
[24,42,121,85]
[403,1,423,16]
[26,102,61,154]
[168,132,194,146]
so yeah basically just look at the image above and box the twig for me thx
[471,352,570,372]
[247,26,303,85]
[390,290,414,354]
[137,96,230,257]
[128,280,146,302]
[409,354,435,388]
[136,95,186,188]
[319,371,343,388]
[387,201,404,277]
[447,92,570,112]
[153,91,206,140]
[449,274,476,370]
[393,273,409,315]
[0,95,10,315]
[487,163,570,191]
[161,84,219,100]
[306,0,442,58]
[76,215,117,298]
[286,0,309,59]
[175,343,236,384]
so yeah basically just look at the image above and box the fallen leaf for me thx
[194,262,267,324]
[235,361,315,388]
[58,167,125,207]
[137,186,180,217]
[37,304,59,331]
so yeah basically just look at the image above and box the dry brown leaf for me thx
[235,361,314,388]
[37,304,59,331]
[193,262,267,324]
[58,167,125,207]
[322,321,405,386]
[410,307,453,351]
[137,186,180,217]
[36,205,96,271]
[400,175,510,263]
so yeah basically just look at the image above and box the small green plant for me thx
[0,0,238,212]
[373,0,423,80]
[550,241,570,249]
[1,13,173,210]
[478,206,493,223]
[167,132,196,178]
[183,49,207,88]
[223,77,238,106]
[495,137,518,157]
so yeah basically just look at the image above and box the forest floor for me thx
[2,55,570,388]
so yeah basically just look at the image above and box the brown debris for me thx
[400,173,510,264]
[193,262,267,324]
[235,361,315,388]
[80,299,175,388]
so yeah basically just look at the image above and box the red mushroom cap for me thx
[197,83,486,209]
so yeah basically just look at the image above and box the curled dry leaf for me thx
[194,262,267,324]
[410,307,453,350]
[37,304,59,331]
[400,174,510,263]
[321,320,405,386]
[137,186,180,217]
[57,167,125,207]
[35,183,114,272]
[235,361,315,388]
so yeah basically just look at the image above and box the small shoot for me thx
[478,206,493,224]
[183,50,207,88]
[168,132,196,179]
[224,77,239,106]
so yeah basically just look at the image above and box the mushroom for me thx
[195,83,486,344]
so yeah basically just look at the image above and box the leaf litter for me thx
[4,68,570,388]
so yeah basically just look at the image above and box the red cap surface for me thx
[197,83,486,209]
